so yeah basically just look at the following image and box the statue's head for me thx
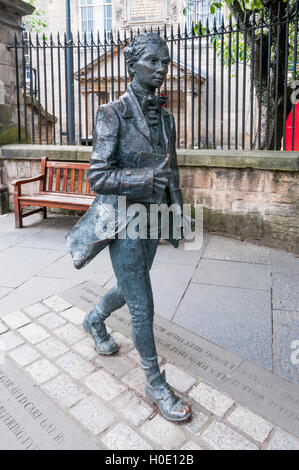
[124,32,170,92]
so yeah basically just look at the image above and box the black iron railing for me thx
[12,5,299,150]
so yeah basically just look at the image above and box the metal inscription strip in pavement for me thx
[61,280,299,440]
[0,359,101,450]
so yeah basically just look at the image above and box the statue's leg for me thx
[109,235,161,382]
[109,235,191,422]
[83,269,125,356]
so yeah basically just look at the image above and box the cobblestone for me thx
[38,312,66,330]
[112,391,153,426]
[123,367,146,395]
[140,415,185,449]
[8,344,40,366]
[85,369,126,401]
[54,324,84,345]
[56,352,95,380]
[18,323,49,345]
[59,306,86,325]
[0,321,8,334]
[43,374,87,408]
[72,337,98,360]
[36,337,69,359]
[95,354,134,378]
[162,363,197,393]
[227,405,273,443]
[1,331,24,351]
[102,423,153,450]
[23,302,50,318]
[189,382,234,417]
[26,358,59,384]
[2,311,31,329]
[201,421,259,450]
[71,397,115,435]
[43,295,72,312]
[267,429,299,450]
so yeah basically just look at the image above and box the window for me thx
[186,0,222,32]
[79,0,112,43]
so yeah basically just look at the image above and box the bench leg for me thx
[41,207,47,219]
[15,202,23,229]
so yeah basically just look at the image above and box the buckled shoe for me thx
[145,370,192,422]
[83,310,119,355]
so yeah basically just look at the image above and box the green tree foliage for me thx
[24,0,47,33]
[184,0,299,149]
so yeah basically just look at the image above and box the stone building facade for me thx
[20,1,256,148]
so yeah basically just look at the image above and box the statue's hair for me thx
[124,32,168,78]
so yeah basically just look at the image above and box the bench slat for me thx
[55,168,61,191]
[63,169,68,191]
[46,161,89,170]
[70,169,76,192]
[78,170,83,193]
[48,167,54,191]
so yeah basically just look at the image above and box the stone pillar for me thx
[0,0,34,147]
[0,0,34,212]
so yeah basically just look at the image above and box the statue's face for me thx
[130,43,170,91]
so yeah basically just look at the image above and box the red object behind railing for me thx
[285,102,299,150]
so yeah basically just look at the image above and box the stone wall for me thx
[0,145,298,253]
[0,0,34,147]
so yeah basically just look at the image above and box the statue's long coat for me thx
[66,84,183,269]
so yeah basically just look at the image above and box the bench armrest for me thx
[13,174,44,187]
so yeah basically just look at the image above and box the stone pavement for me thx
[0,212,298,450]
[0,212,298,383]
[0,294,299,450]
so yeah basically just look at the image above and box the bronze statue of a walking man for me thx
[66,32,191,422]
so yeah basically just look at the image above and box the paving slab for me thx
[270,248,299,274]
[0,246,65,288]
[0,232,29,252]
[154,234,209,266]
[0,360,100,449]
[192,259,270,290]
[40,251,114,287]
[173,283,272,370]
[272,273,299,312]
[0,287,12,300]
[0,276,79,317]
[16,228,69,251]
[273,310,299,384]
[203,235,270,264]
[147,261,195,320]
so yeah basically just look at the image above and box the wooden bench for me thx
[13,157,95,228]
